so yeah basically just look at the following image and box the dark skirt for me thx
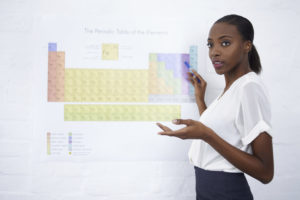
[194,166,253,200]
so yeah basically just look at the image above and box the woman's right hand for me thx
[187,69,207,114]
[187,69,207,102]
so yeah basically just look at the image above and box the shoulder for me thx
[237,72,270,99]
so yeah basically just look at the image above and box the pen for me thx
[184,61,200,83]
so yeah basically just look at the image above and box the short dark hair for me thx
[215,14,262,74]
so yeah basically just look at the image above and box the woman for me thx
[156,14,274,200]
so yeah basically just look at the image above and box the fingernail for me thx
[172,119,178,124]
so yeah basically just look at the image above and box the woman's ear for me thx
[244,41,252,53]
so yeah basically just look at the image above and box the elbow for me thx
[260,171,274,184]
[260,177,273,184]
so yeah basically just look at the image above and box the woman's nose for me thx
[210,46,221,58]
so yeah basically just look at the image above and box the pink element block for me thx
[48,51,65,102]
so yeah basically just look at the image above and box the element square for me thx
[102,43,119,60]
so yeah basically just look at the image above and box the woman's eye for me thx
[207,43,213,48]
[221,41,230,46]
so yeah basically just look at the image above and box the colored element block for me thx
[149,53,190,95]
[68,132,72,155]
[47,132,51,155]
[64,69,149,102]
[189,46,198,94]
[48,43,57,51]
[189,46,198,68]
[102,43,119,60]
[48,44,65,102]
[64,104,181,121]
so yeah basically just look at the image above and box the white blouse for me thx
[188,72,272,173]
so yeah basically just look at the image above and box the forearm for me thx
[203,128,273,184]
[196,98,207,115]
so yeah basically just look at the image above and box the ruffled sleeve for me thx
[235,82,272,146]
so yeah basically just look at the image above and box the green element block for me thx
[149,53,158,62]
[157,62,166,78]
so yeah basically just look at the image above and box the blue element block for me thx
[189,46,198,68]
[184,61,200,83]
[48,43,57,52]
[189,46,198,95]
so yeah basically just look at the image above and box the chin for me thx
[214,69,225,75]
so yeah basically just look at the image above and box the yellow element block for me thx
[102,43,119,60]
[64,69,149,102]
[47,132,51,155]
[64,104,181,121]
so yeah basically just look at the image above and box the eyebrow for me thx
[207,35,233,41]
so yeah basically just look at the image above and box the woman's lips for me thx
[213,61,224,69]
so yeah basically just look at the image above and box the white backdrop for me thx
[0,0,300,199]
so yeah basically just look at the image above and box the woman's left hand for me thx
[156,119,212,140]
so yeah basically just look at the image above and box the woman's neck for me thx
[224,61,252,91]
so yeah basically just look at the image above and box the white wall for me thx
[0,0,300,199]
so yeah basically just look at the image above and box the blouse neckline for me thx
[217,72,255,101]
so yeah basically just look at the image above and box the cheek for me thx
[208,49,213,59]
[226,47,243,63]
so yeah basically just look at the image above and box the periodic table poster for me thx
[33,15,208,162]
